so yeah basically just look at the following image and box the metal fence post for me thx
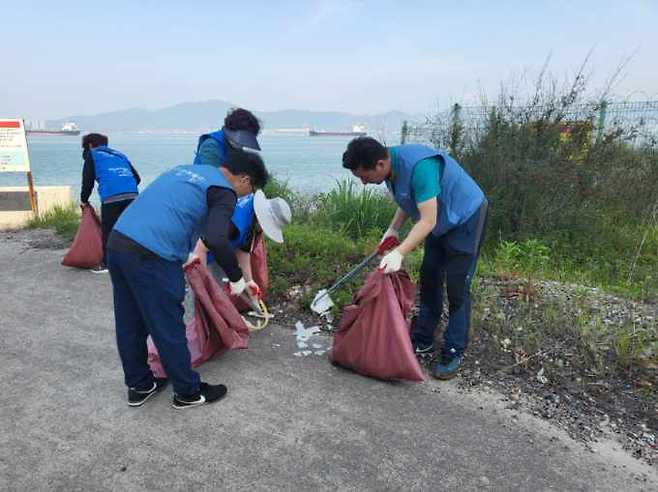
[596,100,608,142]
[450,103,463,155]
[400,120,409,144]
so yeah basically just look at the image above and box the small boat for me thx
[309,125,367,137]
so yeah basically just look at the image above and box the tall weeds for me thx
[313,179,396,239]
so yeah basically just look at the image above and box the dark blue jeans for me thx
[411,203,488,356]
[107,248,200,397]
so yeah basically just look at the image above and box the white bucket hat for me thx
[253,190,292,243]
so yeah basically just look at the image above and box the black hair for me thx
[221,148,269,189]
[224,108,261,135]
[82,133,108,150]
[342,137,388,171]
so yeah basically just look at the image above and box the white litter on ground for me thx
[295,321,320,348]
[293,321,329,357]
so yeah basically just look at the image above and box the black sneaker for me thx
[412,341,436,357]
[128,378,168,407]
[91,264,109,274]
[172,382,227,410]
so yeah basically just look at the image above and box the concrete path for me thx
[1,234,656,491]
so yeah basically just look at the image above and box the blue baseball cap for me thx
[223,128,261,151]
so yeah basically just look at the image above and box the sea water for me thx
[0,132,377,200]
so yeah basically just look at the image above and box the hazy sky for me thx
[4,0,658,120]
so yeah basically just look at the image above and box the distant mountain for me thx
[49,100,420,133]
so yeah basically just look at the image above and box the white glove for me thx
[379,249,404,274]
[229,277,247,296]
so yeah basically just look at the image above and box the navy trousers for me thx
[107,247,200,397]
[411,202,488,356]
[100,199,133,266]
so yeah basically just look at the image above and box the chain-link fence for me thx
[402,100,658,148]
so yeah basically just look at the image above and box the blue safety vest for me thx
[193,130,227,165]
[206,194,255,264]
[386,144,484,238]
[230,194,255,249]
[114,165,234,261]
[91,146,138,202]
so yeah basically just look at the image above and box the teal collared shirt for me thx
[389,147,442,204]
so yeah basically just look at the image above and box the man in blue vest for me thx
[80,133,141,273]
[107,148,269,409]
[342,137,488,380]
[193,107,261,166]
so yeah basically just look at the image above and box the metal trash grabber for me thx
[310,236,400,314]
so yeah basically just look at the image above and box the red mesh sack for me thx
[231,232,270,312]
[61,206,103,268]
[329,269,425,382]
[148,259,250,377]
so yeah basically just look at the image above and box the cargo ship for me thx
[27,122,80,136]
[309,125,367,137]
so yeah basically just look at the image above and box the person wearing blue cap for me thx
[191,107,291,297]
[193,108,261,166]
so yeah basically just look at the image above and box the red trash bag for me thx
[231,232,270,312]
[329,269,425,382]
[61,206,103,268]
[148,259,250,378]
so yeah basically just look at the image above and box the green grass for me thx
[21,175,656,377]
[312,179,397,239]
[483,229,658,300]
[261,176,657,379]
[26,204,80,241]
[267,223,381,313]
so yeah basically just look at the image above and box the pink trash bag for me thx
[329,269,425,382]
[148,259,250,377]
[61,206,103,268]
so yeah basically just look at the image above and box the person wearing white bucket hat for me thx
[192,189,292,296]
[253,190,292,244]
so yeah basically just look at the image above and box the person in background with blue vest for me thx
[193,107,261,166]
[107,149,269,410]
[342,137,488,380]
[192,118,291,295]
[80,133,141,273]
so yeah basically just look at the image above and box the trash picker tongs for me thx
[310,236,400,314]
